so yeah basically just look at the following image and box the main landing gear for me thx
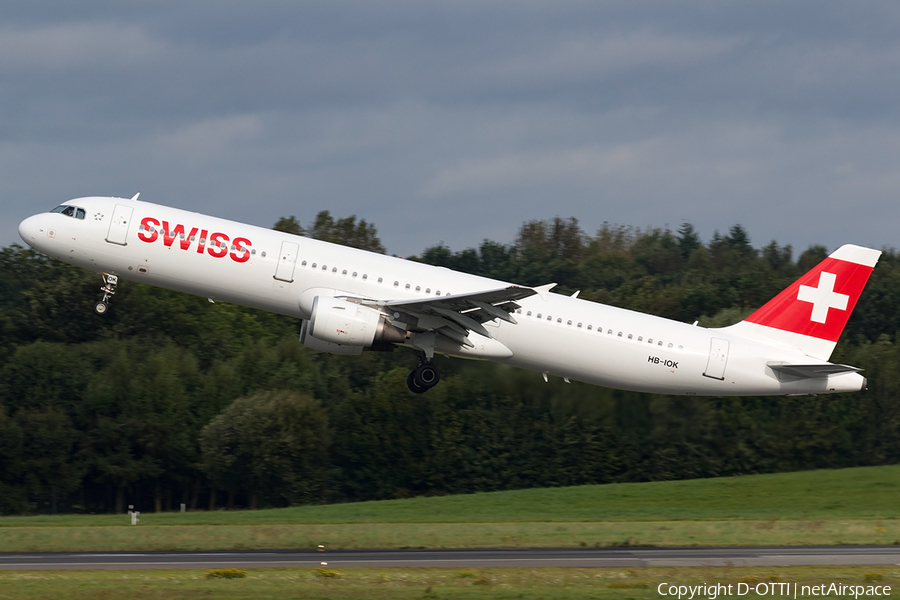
[407,356,441,394]
[94,273,118,315]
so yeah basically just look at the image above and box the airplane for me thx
[18,195,881,396]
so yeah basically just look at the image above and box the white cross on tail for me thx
[797,271,849,324]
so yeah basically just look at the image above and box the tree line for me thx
[0,212,898,514]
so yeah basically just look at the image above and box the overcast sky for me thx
[3,1,900,257]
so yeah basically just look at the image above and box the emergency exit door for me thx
[703,338,730,380]
[274,241,300,283]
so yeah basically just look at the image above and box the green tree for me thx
[273,216,304,236]
[308,211,386,253]
[0,406,26,514]
[200,390,331,507]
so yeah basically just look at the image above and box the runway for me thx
[2,546,900,570]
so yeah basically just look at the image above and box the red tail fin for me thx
[744,244,879,341]
[723,244,880,360]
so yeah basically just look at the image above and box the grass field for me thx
[0,566,897,600]
[1,465,899,552]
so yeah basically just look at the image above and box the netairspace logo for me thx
[657,582,892,599]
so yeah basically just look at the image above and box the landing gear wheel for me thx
[407,362,440,393]
[95,273,118,315]
[407,371,426,394]
[413,363,441,389]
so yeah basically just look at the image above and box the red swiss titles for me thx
[138,217,252,263]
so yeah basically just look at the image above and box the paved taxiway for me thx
[1,546,899,570]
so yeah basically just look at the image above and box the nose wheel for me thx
[95,274,118,315]
[407,361,441,394]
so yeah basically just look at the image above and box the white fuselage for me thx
[18,197,867,396]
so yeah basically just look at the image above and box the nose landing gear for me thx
[95,273,118,315]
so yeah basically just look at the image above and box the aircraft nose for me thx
[18,214,43,246]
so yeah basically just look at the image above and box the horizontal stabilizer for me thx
[767,362,861,379]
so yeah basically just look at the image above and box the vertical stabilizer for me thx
[720,244,880,360]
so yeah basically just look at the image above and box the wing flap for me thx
[376,285,541,341]
[386,285,536,312]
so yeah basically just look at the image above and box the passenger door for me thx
[703,338,730,380]
[105,205,134,246]
[274,241,300,282]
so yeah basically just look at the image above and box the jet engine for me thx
[300,296,405,355]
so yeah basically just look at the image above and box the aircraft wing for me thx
[767,362,862,379]
[359,284,554,345]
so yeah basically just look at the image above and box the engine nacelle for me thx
[310,296,380,346]
[300,296,406,355]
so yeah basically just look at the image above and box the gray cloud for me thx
[3,1,900,259]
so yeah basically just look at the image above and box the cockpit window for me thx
[50,205,86,219]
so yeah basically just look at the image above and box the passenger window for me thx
[628,334,633,340]
[536,313,542,319]
[332,267,337,273]
[567,320,572,326]
[342,269,347,275]
[322,265,327,270]
[362,274,367,280]
[261,252,267,258]
[637,336,642,342]
[557,318,562,323]
[577,323,582,328]
[353,272,358,278]
[587,325,592,330]
[678,345,684,350]
[425,288,430,293]
[301,261,307,266]
[668,343,673,348]
[415,286,421,292]
[377,277,383,283]
[312,263,317,268]
[76,208,86,219]
[648,338,652,344]
[527,311,532,317]
[394,281,399,287]
[405,283,411,289]
[436,290,440,295]
[618,332,623,337]
[658,341,663,346]
[608,329,613,335]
